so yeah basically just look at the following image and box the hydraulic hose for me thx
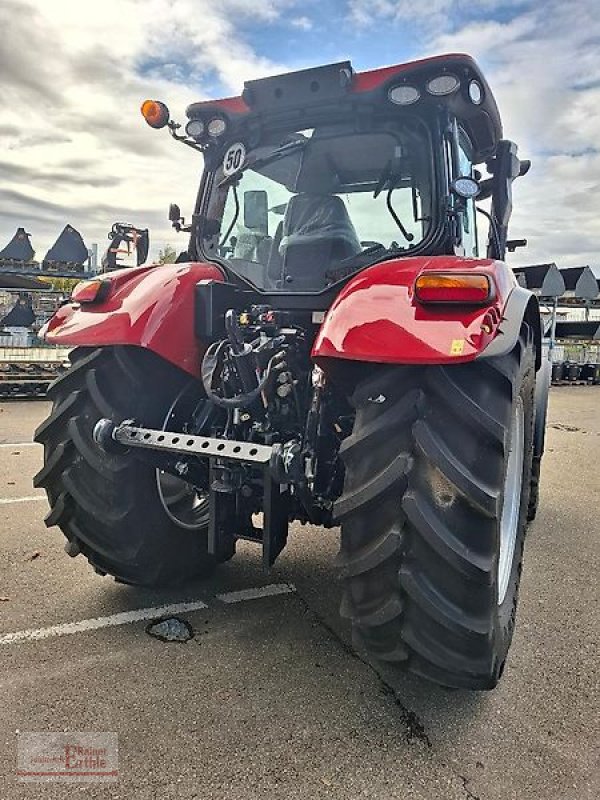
[225,310,259,394]
[201,341,284,409]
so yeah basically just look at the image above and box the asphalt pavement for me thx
[0,388,598,799]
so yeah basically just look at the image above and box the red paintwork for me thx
[44,262,224,377]
[193,53,474,119]
[312,256,516,366]
[351,53,473,93]
[190,96,251,114]
[45,255,515,378]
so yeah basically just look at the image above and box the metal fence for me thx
[0,288,71,397]
[0,346,71,397]
[552,343,600,364]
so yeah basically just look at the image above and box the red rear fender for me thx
[312,255,517,366]
[44,262,224,377]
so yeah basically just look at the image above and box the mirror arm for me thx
[487,140,529,260]
[476,178,494,201]
[168,121,206,153]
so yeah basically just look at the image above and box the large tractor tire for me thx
[335,326,535,689]
[527,456,542,522]
[34,346,217,586]
[527,353,551,522]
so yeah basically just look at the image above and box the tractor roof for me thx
[187,54,502,162]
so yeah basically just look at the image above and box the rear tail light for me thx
[71,279,110,304]
[415,273,492,304]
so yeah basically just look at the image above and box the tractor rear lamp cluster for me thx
[425,74,460,96]
[207,117,227,137]
[389,72,478,107]
[71,279,110,304]
[389,85,420,105]
[468,80,483,105]
[185,116,227,141]
[414,273,492,304]
[185,119,205,138]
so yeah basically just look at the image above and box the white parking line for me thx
[0,584,298,645]
[0,600,209,645]
[216,583,296,604]
[0,442,39,448]
[0,496,46,505]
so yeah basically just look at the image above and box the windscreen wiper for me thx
[386,190,414,243]
[218,139,307,187]
[372,150,415,243]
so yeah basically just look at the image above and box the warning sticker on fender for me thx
[450,339,465,356]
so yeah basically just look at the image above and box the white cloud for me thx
[423,0,600,268]
[0,0,295,261]
[0,0,598,274]
[348,0,524,30]
[290,16,314,30]
[344,0,600,269]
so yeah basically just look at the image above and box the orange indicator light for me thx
[415,273,492,304]
[71,279,109,304]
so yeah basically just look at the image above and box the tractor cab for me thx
[142,54,528,293]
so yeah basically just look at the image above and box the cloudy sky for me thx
[1,0,598,271]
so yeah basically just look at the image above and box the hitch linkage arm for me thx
[93,418,290,568]
[93,418,273,464]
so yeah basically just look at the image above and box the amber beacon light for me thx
[414,273,492,304]
[141,99,170,129]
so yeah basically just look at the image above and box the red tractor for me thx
[35,54,549,689]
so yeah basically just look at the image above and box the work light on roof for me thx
[207,117,227,137]
[388,85,420,106]
[468,80,483,105]
[452,176,481,199]
[185,119,205,139]
[426,74,460,96]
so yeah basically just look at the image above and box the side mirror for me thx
[243,190,268,234]
[168,203,191,233]
[476,178,494,201]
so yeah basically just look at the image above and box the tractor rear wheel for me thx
[336,327,535,689]
[34,346,218,585]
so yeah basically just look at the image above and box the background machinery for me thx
[0,223,150,396]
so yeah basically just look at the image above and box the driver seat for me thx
[268,193,361,290]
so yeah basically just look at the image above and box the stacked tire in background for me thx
[551,362,600,385]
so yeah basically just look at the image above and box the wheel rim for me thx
[156,471,210,531]
[155,384,212,531]
[498,397,524,605]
